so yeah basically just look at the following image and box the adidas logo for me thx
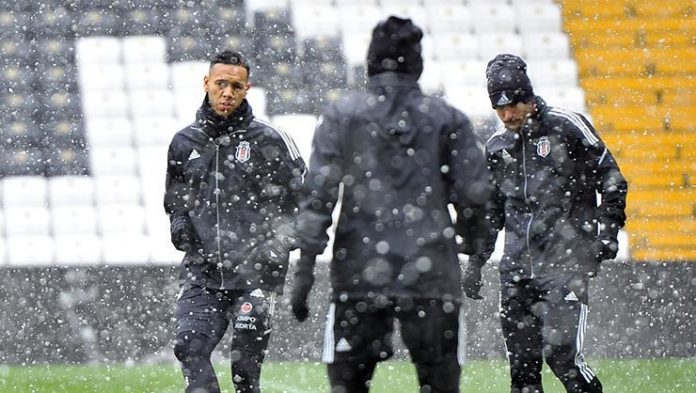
[497,91,512,106]
[335,337,352,352]
[564,291,579,302]
[250,289,265,298]
[188,149,201,160]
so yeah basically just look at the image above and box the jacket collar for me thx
[196,95,254,139]
[367,71,420,94]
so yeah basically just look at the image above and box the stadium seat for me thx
[75,36,122,66]
[75,8,121,36]
[48,176,95,207]
[128,89,175,118]
[1,176,48,207]
[514,2,563,34]
[101,233,150,264]
[89,147,138,176]
[336,4,382,35]
[247,87,268,120]
[94,175,142,205]
[170,61,208,91]
[526,59,580,88]
[470,4,517,34]
[522,32,571,60]
[43,146,90,177]
[167,35,210,63]
[34,62,79,94]
[132,116,177,148]
[425,3,473,34]
[54,234,102,265]
[30,4,73,37]
[339,30,372,70]
[0,148,45,177]
[81,90,129,118]
[173,88,203,127]
[431,33,478,61]
[290,5,340,39]
[419,61,444,95]
[536,87,587,114]
[6,235,54,266]
[125,63,170,91]
[444,86,495,118]
[4,206,51,236]
[476,33,524,61]
[85,118,134,148]
[439,60,488,89]
[51,206,99,235]
[0,118,42,149]
[0,64,34,94]
[121,35,168,65]
[97,204,146,235]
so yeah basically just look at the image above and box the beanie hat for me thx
[366,16,423,79]
[486,54,535,108]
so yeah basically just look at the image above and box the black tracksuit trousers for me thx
[499,274,603,393]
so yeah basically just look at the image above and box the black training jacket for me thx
[480,97,627,281]
[296,72,492,300]
[164,98,306,292]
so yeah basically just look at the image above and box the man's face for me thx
[204,63,250,117]
[495,101,535,131]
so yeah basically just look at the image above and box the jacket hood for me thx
[366,72,422,144]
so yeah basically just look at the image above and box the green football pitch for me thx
[0,358,693,392]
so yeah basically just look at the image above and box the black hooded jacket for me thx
[296,72,491,300]
[164,97,306,292]
[479,97,627,281]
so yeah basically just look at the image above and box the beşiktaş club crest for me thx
[536,136,551,157]
[235,141,251,162]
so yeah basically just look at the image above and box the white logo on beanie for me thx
[497,91,512,106]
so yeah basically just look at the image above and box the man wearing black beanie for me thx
[289,16,493,393]
[462,53,627,393]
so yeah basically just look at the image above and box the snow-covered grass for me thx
[0,358,693,392]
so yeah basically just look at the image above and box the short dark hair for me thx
[209,50,251,78]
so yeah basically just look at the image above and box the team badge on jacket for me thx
[536,136,550,157]
[235,141,251,162]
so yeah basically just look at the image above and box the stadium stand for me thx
[0,0,636,265]
[562,0,696,261]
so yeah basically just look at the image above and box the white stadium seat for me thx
[536,86,587,114]
[340,30,372,68]
[246,87,268,119]
[444,86,495,118]
[101,233,150,264]
[128,89,174,118]
[85,117,134,148]
[337,4,382,35]
[132,116,177,148]
[75,36,122,65]
[121,35,167,64]
[426,4,473,34]
[125,63,170,91]
[2,176,48,207]
[97,204,146,235]
[81,90,129,118]
[54,234,102,265]
[170,61,208,91]
[51,206,99,235]
[431,33,478,61]
[522,32,571,60]
[419,60,444,95]
[439,60,488,89]
[6,235,54,266]
[94,175,142,205]
[291,5,340,39]
[4,206,51,236]
[515,2,563,34]
[89,147,138,176]
[78,64,126,91]
[526,59,579,87]
[476,33,524,61]
[470,4,517,34]
[48,176,95,207]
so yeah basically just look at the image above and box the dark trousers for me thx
[500,275,603,393]
[323,297,463,393]
[173,285,274,393]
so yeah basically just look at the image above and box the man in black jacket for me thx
[463,54,627,393]
[288,17,492,393]
[164,50,306,393]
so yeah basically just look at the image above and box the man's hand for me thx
[462,264,483,300]
[289,253,317,322]
[170,214,195,252]
[592,238,619,262]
